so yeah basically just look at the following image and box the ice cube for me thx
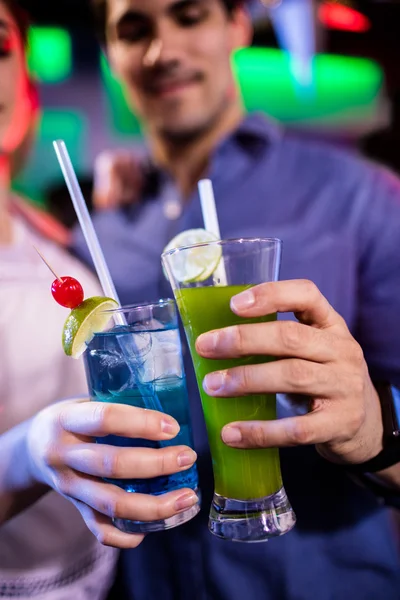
[149,328,183,380]
[88,349,131,394]
[116,320,183,382]
[89,349,124,371]
[116,331,152,368]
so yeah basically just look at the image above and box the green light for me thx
[28,27,72,84]
[101,55,142,137]
[101,48,383,133]
[232,48,383,126]
[13,110,87,205]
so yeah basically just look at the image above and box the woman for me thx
[0,1,118,597]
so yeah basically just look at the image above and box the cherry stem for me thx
[33,246,63,282]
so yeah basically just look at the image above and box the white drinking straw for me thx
[198,178,228,285]
[53,140,125,326]
[53,140,165,412]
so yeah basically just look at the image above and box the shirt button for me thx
[163,199,183,220]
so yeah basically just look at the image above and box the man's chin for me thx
[157,118,215,143]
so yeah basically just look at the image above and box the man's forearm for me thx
[0,420,48,525]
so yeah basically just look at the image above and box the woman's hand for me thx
[26,399,198,548]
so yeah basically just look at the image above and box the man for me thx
[72,0,400,598]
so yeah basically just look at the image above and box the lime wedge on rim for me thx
[62,296,119,358]
[163,229,222,283]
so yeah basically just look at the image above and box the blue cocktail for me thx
[84,299,199,533]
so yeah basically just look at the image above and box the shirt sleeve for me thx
[354,165,400,386]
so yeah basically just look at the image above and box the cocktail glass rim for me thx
[100,298,175,315]
[161,237,283,260]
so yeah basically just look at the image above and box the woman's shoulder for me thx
[10,194,71,247]
[11,195,101,296]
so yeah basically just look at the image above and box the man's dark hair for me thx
[2,0,30,47]
[91,0,244,45]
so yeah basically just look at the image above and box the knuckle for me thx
[280,321,304,353]
[57,405,72,432]
[55,472,73,497]
[155,450,168,476]
[94,528,111,546]
[350,342,365,369]
[346,407,366,437]
[141,409,154,436]
[286,360,313,390]
[102,449,122,478]
[236,365,253,393]
[92,403,111,432]
[316,366,334,390]
[41,444,59,468]
[351,372,366,398]
[287,420,313,445]
[253,282,270,302]
[231,325,245,354]
[154,496,170,521]
[301,279,320,301]
[154,501,164,522]
[248,423,269,448]
[103,490,125,519]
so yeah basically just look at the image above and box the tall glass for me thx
[84,300,200,534]
[162,238,296,542]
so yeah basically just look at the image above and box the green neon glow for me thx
[232,48,383,126]
[28,27,72,83]
[101,55,142,137]
[13,110,87,205]
[101,48,383,134]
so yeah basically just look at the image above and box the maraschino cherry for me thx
[35,247,84,309]
[51,277,84,309]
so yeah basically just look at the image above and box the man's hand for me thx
[196,279,383,466]
[26,399,198,549]
[93,151,144,210]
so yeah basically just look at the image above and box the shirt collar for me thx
[209,112,281,171]
[230,112,282,153]
[140,112,282,200]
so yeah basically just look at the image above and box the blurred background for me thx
[12,0,400,223]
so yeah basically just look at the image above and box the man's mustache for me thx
[141,64,203,93]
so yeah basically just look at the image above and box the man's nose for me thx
[143,39,163,68]
[142,26,183,68]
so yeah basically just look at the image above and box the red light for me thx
[319,2,371,33]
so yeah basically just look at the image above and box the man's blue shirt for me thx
[73,114,400,599]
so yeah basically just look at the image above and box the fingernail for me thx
[203,371,226,394]
[161,419,180,436]
[222,426,242,444]
[175,492,199,512]
[196,331,219,354]
[177,450,197,468]
[231,289,255,312]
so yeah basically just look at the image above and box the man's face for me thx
[0,2,32,154]
[105,0,250,140]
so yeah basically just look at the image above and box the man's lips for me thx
[145,76,201,98]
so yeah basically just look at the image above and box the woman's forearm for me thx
[0,420,48,525]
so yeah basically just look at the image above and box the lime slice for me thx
[62,296,119,358]
[163,229,222,283]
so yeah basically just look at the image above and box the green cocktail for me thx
[163,237,296,542]
[176,285,282,500]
